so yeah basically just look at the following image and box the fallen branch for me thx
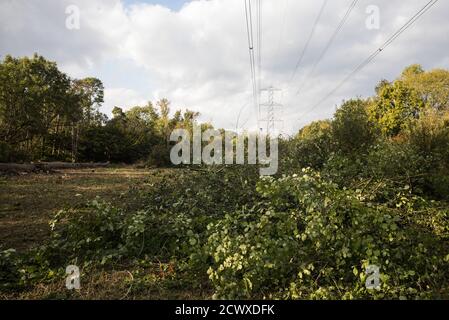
[0,162,110,172]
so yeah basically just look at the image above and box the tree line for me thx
[281,63,449,200]
[0,54,201,165]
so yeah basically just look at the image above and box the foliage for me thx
[0,54,201,165]
[404,108,449,156]
[205,169,449,299]
[0,54,82,161]
[46,199,128,266]
[401,65,449,110]
[0,249,23,291]
[279,120,333,172]
[332,99,378,154]
[40,166,260,267]
[369,80,424,137]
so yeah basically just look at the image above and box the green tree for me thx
[72,77,104,124]
[332,99,377,153]
[285,120,333,170]
[0,54,81,161]
[369,80,424,136]
[70,77,105,161]
[401,65,449,111]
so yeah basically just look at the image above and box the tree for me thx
[156,99,171,146]
[401,64,424,79]
[332,99,377,153]
[112,106,125,119]
[401,65,449,111]
[72,77,104,124]
[70,77,105,162]
[287,120,333,169]
[369,80,424,136]
[0,53,202,164]
[0,54,81,160]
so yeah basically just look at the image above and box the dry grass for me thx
[0,167,149,251]
[1,263,211,300]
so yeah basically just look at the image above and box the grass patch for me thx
[0,167,150,251]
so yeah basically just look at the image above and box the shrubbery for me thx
[2,164,449,299]
[204,169,449,299]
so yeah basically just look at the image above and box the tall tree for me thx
[401,65,449,111]
[369,80,424,136]
[72,77,104,124]
[70,77,105,161]
[0,54,80,160]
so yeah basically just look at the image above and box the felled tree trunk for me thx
[0,162,110,172]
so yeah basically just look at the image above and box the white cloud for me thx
[0,0,448,134]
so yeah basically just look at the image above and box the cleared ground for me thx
[0,167,208,300]
[0,167,150,251]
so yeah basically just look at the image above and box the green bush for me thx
[285,122,333,171]
[205,169,449,299]
[0,248,54,292]
[0,249,23,291]
[405,108,449,156]
[403,109,449,199]
[365,142,427,188]
[45,166,260,266]
[147,144,172,167]
[47,199,128,265]
[332,99,378,154]
[322,152,366,187]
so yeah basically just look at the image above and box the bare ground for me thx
[0,167,150,251]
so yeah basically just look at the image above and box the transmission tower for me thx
[260,86,283,136]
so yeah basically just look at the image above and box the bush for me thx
[280,120,333,172]
[332,99,378,154]
[204,169,449,299]
[147,144,172,167]
[366,142,427,185]
[47,199,128,265]
[45,166,260,267]
[0,249,23,291]
[322,152,366,187]
[403,109,449,199]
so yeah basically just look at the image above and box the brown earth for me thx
[0,167,150,251]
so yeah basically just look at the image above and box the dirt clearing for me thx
[0,167,150,251]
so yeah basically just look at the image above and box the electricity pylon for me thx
[259,86,283,136]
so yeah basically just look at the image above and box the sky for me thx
[0,0,447,134]
[122,0,190,11]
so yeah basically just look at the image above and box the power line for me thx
[256,0,262,128]
[297,0,439,121]
[235,100,251,131]
[244,0,263,129]
[295,0,359,96]
[287,0,328,87]
[239,110,252,130]
[244,0,258,117]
